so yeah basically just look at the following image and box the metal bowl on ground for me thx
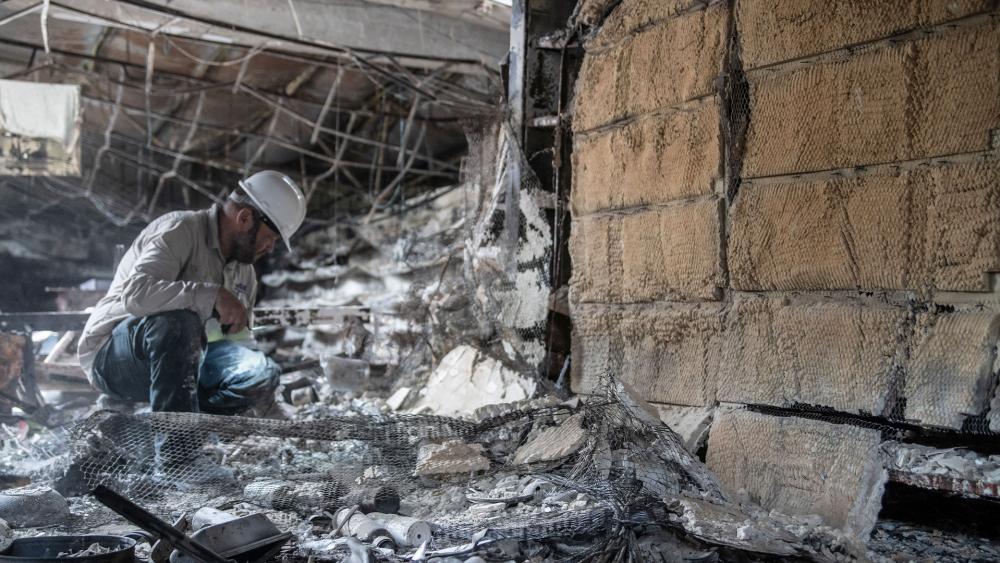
[0,535,140,563]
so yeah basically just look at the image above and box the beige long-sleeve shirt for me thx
[78,206,257,383]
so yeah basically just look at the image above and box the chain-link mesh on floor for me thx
[64,376,861,561]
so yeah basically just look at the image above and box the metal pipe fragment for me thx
[334,508,396,550]
[366,512,431,547]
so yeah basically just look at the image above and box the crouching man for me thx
[77,170,307,416]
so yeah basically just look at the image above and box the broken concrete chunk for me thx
[414,439,490,476]
[0,485,70,528]
[385,386,412,411]
[906,311,1000,429]
[653,404,714,454]
[512,413,587,465]
[289,386,317,406]
[409,346,536,417]
[667,496,866,560]
[883,442,1000,484]
[472,395,560,422]
[468,501,506,516]
[706,409,886,538]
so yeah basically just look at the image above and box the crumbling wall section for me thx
[570,0,1000,535]
[570,0,729,410]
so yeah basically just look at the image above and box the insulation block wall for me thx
[570,0,1000,534]
[706,409,887,538]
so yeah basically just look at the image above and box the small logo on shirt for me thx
[233,282,249,298]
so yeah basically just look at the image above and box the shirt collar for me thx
[207,205,223,256]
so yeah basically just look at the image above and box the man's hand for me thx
[214,288,248,334]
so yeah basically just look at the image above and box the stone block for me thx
[729,160,1000,292]
[737,0,992,70]
[906,311,1000,429]
[570,198,724,303]
[742,20,1000,177]
[590,0,718,48]
[574,3,727,131]
[572,97,721,215]
[719,298,905,416]
[569,214,623,303]
[571,302,722,406]
[706,409,886,537]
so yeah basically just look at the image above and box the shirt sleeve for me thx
[120,223,220,320]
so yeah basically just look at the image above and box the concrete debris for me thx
[707,408,886,538]
[512,413,587,465]
[868,520,1000,563]
[409,346,537,417]
[468,501,507,516]
[191,507,239,529]
[653,405,714,453]
[885,442,1000,482]
[884,441,1000,498]
[666,496,866,562]
[414,439,491,476]
[289,386,317,406]
[385,386,412,411]
[0,485,70,528]
[472,395,561,422]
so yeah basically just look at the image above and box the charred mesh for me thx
[64,376,746,558]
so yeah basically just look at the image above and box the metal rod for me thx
[92,485,234,563]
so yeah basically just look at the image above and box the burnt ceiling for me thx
[0,0,508,271]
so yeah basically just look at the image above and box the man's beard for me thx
[232,218,260,264]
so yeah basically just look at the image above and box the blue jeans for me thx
[92,310,280,414]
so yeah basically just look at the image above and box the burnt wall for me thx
[569,0,1000,535]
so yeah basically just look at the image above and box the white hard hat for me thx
[238,170,306,251]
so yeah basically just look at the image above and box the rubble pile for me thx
[0,376,870,562]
